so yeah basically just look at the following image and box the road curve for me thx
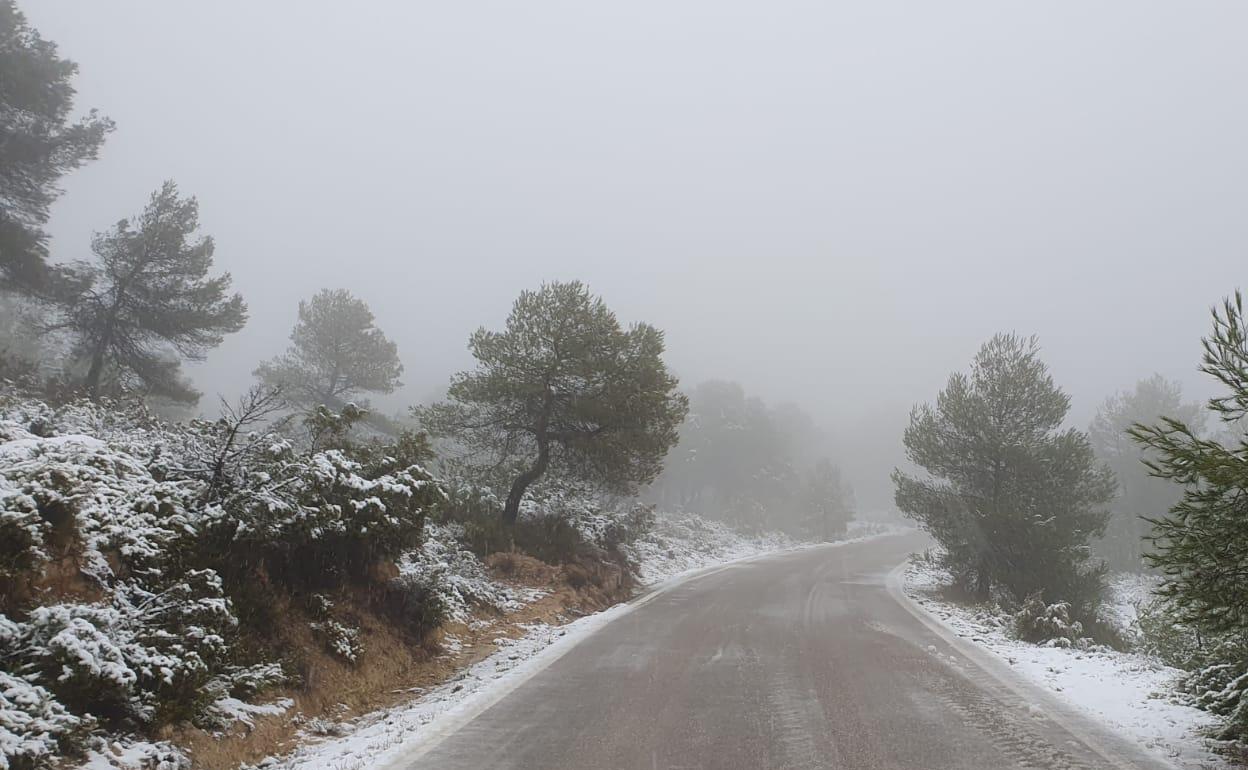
[395,532,1175,770]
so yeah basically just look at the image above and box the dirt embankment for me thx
[172,552,633,770]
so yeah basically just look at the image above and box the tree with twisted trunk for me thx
[418,281,688,525]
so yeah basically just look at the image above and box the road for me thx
[395,532,1175,770]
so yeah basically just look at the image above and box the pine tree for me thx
[65,182,246,403]
[893,333,1115,611]
[1090,375,1203,572]
[647,380,793,529]
[0,0,113,296]
[254,288,402,412]
[801,458,854,541]
[1129,292,1248,635]
[418,281,688,525]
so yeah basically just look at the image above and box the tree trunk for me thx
[974,561,991,601]
[502,440,551,526]
[85,306,118,401]
[84,344,107,401]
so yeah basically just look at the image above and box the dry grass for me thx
[172,550,635,769]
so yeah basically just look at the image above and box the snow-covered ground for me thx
[901,560,1228,770]
[252,516,900,770]
[625,515,899,586]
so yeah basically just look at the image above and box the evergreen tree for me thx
[647,380,793,529]
[1090,375,1203,571]
[0,0,113,295]
[1130,292,1248,636]
[254,288,402,412]
[418,281,688,525]
[893,333,1114,611]
[65,182,246,403]
[643,383,849,535]
[801,458,854,541]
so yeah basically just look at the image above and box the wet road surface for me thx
[396,532,1175,770]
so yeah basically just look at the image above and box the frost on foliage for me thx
[203,696,292,731]
[0,671,86,770]
[310,619,362,664]
[517,483,654,550]
[13,573,234,726]
[196,664,290,731]
[1014,592,1087,648]
[78,738,190,770]
[1173,638,1248,742]
[397,523,529,623]
[0,394,446,767]
[304,594,363,664]
[0,403,200,587]
[210,443,442,579]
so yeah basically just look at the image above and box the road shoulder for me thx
[888,559,1220,770]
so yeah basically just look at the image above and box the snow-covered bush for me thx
[1013,592,1087,648]
[517,482,654,550]
[396,523,526,624]
[1135,597,1206,669]
[305,595,363,664]
[437,476,650,564]
[12,571,234,728]
[1176,640,1248,742]
[623,511,795,584]
[205,432,443,590]
[0,394,448,767]
[310,619,362,665]
[0,671,87,769]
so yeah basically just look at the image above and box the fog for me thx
[23,0,1248,508]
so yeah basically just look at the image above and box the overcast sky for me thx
[24,0,1248,507]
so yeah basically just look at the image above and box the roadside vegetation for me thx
[8,0,1246,765]
[896,300,1248,759]
[0,7,858,768]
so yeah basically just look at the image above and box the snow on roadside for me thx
[902,560,1227,770]
[397,522,545,623]
[626,514,906,586]
[256,516,902,770]
[253,611,631,770]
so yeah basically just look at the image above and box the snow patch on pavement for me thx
[902,559,1228,770]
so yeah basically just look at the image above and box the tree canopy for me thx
[255,288,402,412]
[0,0,113,296]
[1130,293,1248,634]
[646,381,851,535]
[894,333,1114,610]
[64,181,246,403]
[418,281,688,525]
[1090,374,1203,571]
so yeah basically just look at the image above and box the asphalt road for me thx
[397,532,1176,770]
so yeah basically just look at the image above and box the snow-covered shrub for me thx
[310,619,362,665]
[622,511,795,584]
[206,436,443,590]
[1178,642,1248,742]
[0,411,199,604]
[208,663,286,702]
[1013,592,1087,648]
[0,393,455,764]
[13,572,234,728]
[305,595,363,664]
[1135,597,1206,669]
[515,481,658,564]
[394,523,521,624]
[0,671,88,769]
[379,574,448,640]
[79,738,191,770]
[0,505,52,607]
